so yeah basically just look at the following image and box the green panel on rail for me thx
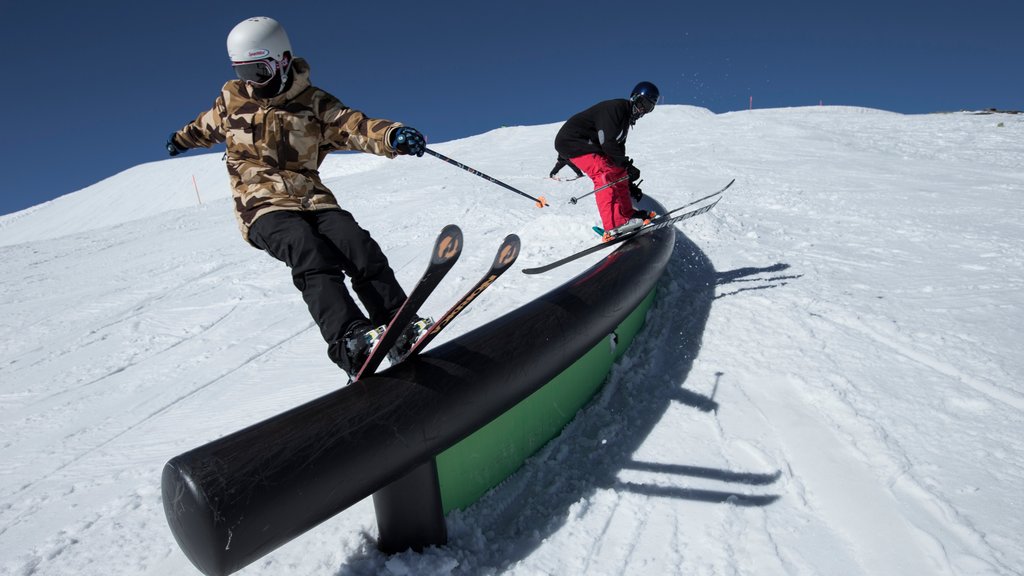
[436,288,658,513]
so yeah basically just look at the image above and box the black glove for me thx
[166,133,187,157]
[629,182,643,202]
[625,159,641,183]
[392,126,426,157]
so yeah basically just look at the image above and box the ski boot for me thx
[330,320,386,377]
[601,210,656,242]
[387,316,435,364]
[634,208,657,221]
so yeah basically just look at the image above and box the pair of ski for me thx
[352,225,521,382]
[521,179,735,275]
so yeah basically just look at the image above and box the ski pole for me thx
[568,175,629,205]
[424,148,548,208]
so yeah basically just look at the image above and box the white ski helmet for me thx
[226,16,291,63]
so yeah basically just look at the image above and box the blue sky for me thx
[1,0,1020,217]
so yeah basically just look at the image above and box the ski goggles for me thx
[232,58,279,86]
[634,95,657,115]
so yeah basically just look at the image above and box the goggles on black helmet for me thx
[634,94,657,115]
[232,58,279,86]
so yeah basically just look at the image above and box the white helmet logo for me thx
[246,49,270,59]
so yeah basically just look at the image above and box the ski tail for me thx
[353,224,463,381]
[521,234,623,275]
[399,233,521,362]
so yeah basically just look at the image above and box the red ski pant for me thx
[570,153,633,230]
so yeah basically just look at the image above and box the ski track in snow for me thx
[1,106,1022,576]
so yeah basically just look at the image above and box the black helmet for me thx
[630,81,660,121]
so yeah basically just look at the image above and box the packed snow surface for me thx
[1,105,1022,575]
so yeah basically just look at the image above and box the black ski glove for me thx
[392,126,426,157]
[629,182,643,202]
[625,157,641,182]
[166,133,187,157]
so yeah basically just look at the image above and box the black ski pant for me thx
[248,208,407,348]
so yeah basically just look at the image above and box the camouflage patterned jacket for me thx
[172,58,403,243]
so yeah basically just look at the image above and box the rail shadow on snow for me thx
[336,234,793,575]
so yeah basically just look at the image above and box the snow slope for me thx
[1,105,1022,576]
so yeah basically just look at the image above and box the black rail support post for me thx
[372,458,448,553]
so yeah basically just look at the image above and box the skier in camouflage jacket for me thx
[166,16,428,376]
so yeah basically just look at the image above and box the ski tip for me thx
[495,234,521,268]
[433,225,463,263]
[536,196,548,208]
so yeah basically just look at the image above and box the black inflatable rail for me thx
[162,211,675,576]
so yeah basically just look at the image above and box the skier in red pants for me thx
[553,82,659,240]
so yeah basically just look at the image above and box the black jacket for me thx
[554,99,632,168]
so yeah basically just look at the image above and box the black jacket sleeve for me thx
[592,102,631,167]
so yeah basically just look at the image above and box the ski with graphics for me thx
[522,179,735,275]
[353,225,463,381]
[396,233,521,364]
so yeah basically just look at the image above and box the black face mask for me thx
[251,73,285,99]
